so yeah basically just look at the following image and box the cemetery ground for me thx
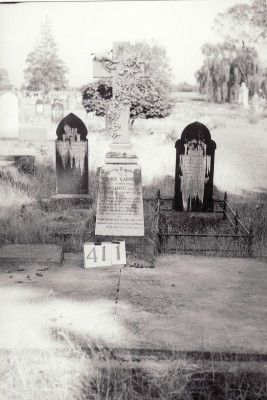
[0,96,267,399]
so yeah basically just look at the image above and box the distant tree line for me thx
[171,82,198,92]
[195,0,267,102]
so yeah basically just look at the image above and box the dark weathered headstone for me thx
[51,100,64,123]
[35,99,44,115]
[55,113,89,194]
[173,121,216,212]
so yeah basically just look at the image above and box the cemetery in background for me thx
[0,84,266,258]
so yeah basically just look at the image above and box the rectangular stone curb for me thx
[0,244,64,270]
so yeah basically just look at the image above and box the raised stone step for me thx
[0,244,64,270]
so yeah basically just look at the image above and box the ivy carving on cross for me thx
[92,42,149,143]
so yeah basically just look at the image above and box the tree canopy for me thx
[196,0,267,102]
[130,39,173,91]
[23,16,68,94]
[82,40,173,124]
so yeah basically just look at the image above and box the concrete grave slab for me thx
[0,244,64,270]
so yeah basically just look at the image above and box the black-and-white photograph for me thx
[0,0,266,398]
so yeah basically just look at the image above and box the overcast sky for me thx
[0,0,251,89]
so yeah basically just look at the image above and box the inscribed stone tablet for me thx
[95,164,144,236]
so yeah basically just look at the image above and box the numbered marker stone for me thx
[84,242,112,268]
[83,241,126,268]
[111,241,126,265]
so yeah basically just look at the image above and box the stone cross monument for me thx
[92,42,149,163]
[92,42,149,236]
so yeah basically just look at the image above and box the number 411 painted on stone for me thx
[83,241,126,268]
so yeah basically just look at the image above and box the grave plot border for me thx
[150,190,253,257]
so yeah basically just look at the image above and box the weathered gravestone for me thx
[35,99,44,115]
[252,93,260,113]
[238,82,249,108]
[92,42,149,237]
[51,100,64,123]
[68,96,77,109]
[55,113,89,195]
[0,93,19,138]
[173,121,216,212]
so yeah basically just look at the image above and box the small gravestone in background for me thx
[173,121,216,212]
[35,99,44,115]
[55,113,89,195]
[239,82,249,108]
[222,83,227,102]
[252,93,260,113]
[86,110,96,120]
[217,87,221,102]
[68,96,77,109]
[51,100,64,123]
[0,93,19,138]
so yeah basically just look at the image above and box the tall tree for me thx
[23,16,68,93]
[130,39,173,91]
[195,42,264,101]
[250,0,267,46]
[0,68,10,89]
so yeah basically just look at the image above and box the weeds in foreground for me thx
[1,336,267,400]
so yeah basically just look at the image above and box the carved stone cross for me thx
[92,41,149,163]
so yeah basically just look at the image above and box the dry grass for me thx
[1,335,266,400]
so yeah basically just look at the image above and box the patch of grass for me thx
[246,110,260,124]
[1,337,266,400]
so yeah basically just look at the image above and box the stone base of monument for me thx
[49,194,92,210]
[0,244,64,270]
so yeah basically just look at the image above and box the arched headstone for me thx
[173,121,216,212]
[0,93,19,138]
[68,96,77,109]
[35,99,44,115]
[51,99,64,123]
[55,113,89,194]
